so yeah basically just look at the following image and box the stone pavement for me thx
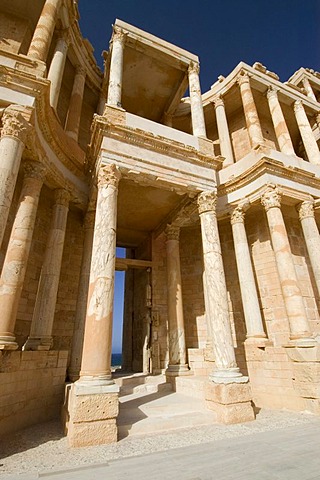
[1,421,320,480]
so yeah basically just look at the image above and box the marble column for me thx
[47,29,69,110]
[23,188,70,350]
[238,72,264,148]
[230,206,266,341]
[213,96,234,166]
[0,161,45,350]
[197,191,246,382]
[188,62,206,137]
[266,87,295,156]
[261,184,313,343]
[298,200,320,297]
[302,77,317,102]
[65,66,86,141]
[28,0,63,62]
[107,27,126,106]
[68,210,95,381]
[294,100,320,165]
[165,225,188,374]
[0,107,29,249]
[78,164,121,385]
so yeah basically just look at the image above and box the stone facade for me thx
[1,0,320,447]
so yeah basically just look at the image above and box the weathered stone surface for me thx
[206,400,255,424]
[71,393,119,422]
[205,381,252,405]
[68,418,117,447]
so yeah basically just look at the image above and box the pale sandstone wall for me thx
[229,108,251,161]
[0,350,68,436]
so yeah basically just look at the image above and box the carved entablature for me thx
[98,163,121,188]
[298,200,315,220]
[54,188,70,207]
[23,160,46,181]
[1,108,30,143]
[197,190,217,215]
[165,224,180,241]
[230,206,245,225]
[261,184,282,211]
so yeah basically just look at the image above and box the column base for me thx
[285,337,317,348]
[245,336,272,347]
[23,336,53,351]
[210,367,249,384]
[205,381,255,424]
[165,364,191,377]
[0,335,18,350]
[66,380,120,447]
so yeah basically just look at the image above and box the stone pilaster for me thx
[230,206,267,342]
[23,188,70,350]
[47,29,70,110]
[188,62,206,137]
[261,185,313,344]
[238,72,264,148]
[165,225,189,376]
[266,87,295,155]
[294,100,320,165]
[213,96,234,166]
[0,107,29,249]
[28,0,63,62]
[107,27,126,106]
[0,161,45,350]
[65,66,86,141]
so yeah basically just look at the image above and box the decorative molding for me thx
[261,184,282,211]
[97,163,121,188]
[197,190,217,215]
[298,200,315,220]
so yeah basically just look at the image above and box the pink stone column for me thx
[0,161,45,349]
[65,66,86,141]
[294,100,320,165]
[23,188,70,350]
[79,164,121,385]
[266,87,295,156]
[68,210,95,381]
[0,107,29,249]
[213,96,234,166]
[47,29,70,110]
[107,27,126,107]
[197,191,247,383]
[238,72,264,148]
[165,225,188,375]
[28,0,63,62]
[188,62,207,137]
[261,184,313,344]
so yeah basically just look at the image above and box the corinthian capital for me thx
[294,100,304,113]
[266,86,279,100]
[237,71,250,87]
[188,61,200,76]
[97,164,121,188]
[23,160,46,181]
[54,188,70,207]
[298,200,315,220]
[230,206,245,225]
[261,184,281,211]
[112,26,126,45]
[197,190,217,215]
[213,95,224,108]
[165,224,180,241]
[1,107,30,143]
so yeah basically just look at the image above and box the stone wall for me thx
[0,350,68,436]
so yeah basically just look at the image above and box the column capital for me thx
[54,188,70,206]
[112,26,127,45]
[165,224,180,241]
[294,99,304,113]
[266,86,279,100]
[230,206,245,225]
[213,95,224,108]
[261,184,282,211]
[1,108,30,143]
[97,164,121,189]
[23,160,46,181]
[298,200,315,220]
[197,190,217,215]
[56,27,71,46]
[188,61,200,76]
[74,64,86,77]
[237,71,251,86]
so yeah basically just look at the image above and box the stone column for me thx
[302,77,317,102]
[78,164,121,385]
[238,72,264,148]
[230,206,266,342]
[28,0,63,62]
[107,27,126,106]
[65,66,86,141]
[188,62,206,137]
[23,188,70,350]
[294,100,320,165]
[47,29,69,110]
[0,161,45,350]
[298,200,320,297]
[261,184,313,343]
[165,225,188,375]
[197,191,245,382]
[266,87,295,155]
[0,107,29,249]
[213,96,234,166]
[68,210,95,381]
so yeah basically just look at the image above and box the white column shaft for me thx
[65,68,86,141]
[294,101,320,165]
[267,89,295,155]
[214,99,234,165]
[48,34,69,109]
[188,63,206,137]
[299,201,320,297]
[238,74,264,147]
[107,29,125,106]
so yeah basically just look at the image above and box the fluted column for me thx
[28,0,63,62]
[23,188,70,350]
[230,206,266,341]
[0,161,45,350]
[298,200,320,297]
[213,96,234,166]
[68,210,95,381]
[188,62,206,137]
[165,225,188,374]
[261,184,313,343]
[302,77,317,102]
[266,87,295,155]
[47,29,70,110]
[294,100,320,165]
[107,27,126,107]
[0,107,29,249]
[238,72,264,148]
[78,164,121,386]
[65,66,86,141]
[197,191,246,383]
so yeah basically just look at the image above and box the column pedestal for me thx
[205,382,254,424]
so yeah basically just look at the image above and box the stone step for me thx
[114,373,167,388]
[120,381,172,397]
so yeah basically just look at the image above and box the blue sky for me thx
[77,1,319,353]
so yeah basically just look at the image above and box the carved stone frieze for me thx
[197,190,217,215]
[261,184,281,211]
